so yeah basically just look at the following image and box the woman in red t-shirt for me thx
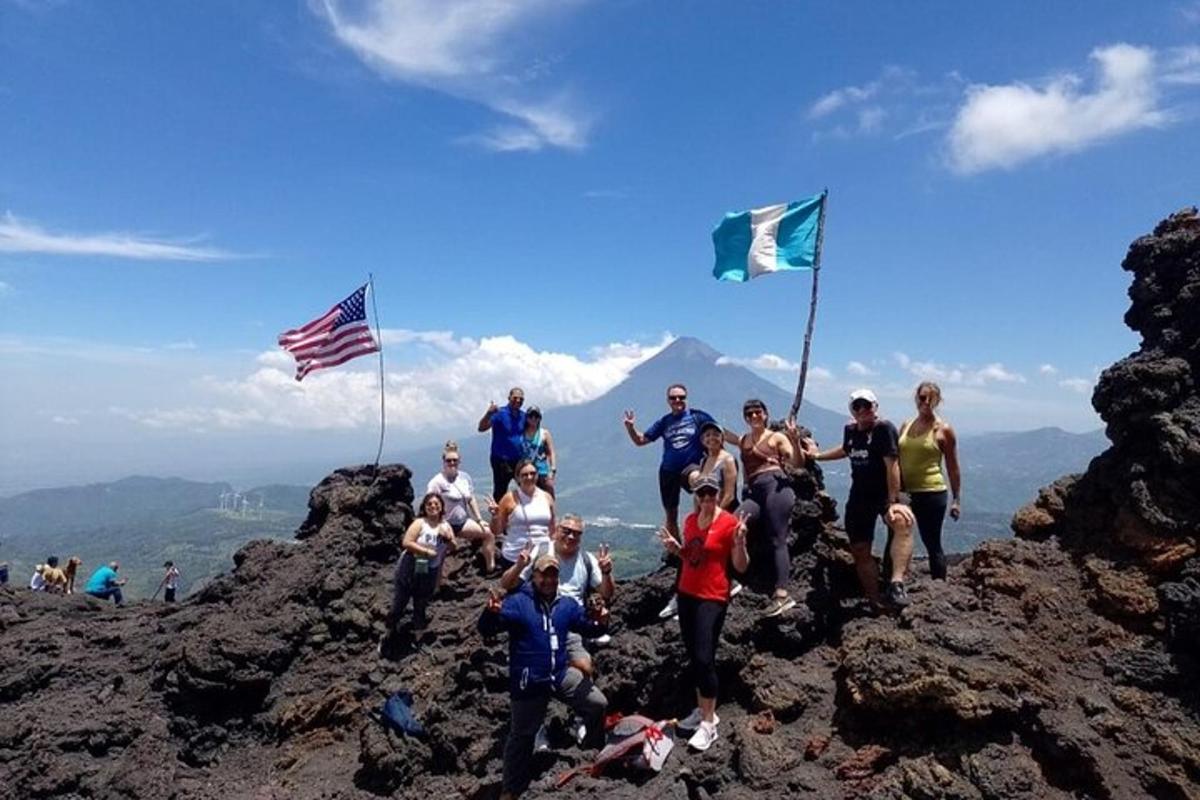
[657,475,749,752]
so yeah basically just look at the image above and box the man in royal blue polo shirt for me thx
[623,383,714,541]
[478,387,528,501]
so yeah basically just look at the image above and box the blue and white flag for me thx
[712,191,826,282]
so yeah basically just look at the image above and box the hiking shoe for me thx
[588,633,612,646]
[761,595,796,618]
[729,580,744,598]
[687,720,719,751]
[886,581,910,607]
[569,715,587,746]
[534,724,551,753]
[658,595,679,620]
[678,708,719,731]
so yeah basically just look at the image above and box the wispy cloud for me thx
[717,353,799,371]
[316,0,592,152]
[946,44,1172,174]
[0,212,241,261]
[1039,363,1059,376]
[164,339,198,351]
[1059,377,1094,394]
[1181,2,1200,24]
[846,360,875,377]
[807,66,959,141]
[1163,45,1200,85]
[114,330,672,432]
[893,351,1026,386]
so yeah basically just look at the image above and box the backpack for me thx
[555,714,675,788]
[379,690,425,738]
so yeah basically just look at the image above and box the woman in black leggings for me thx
[725,398,799,618]
[657,475,749,752]
[897,382,962,579]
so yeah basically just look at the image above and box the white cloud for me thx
[1059,377,1094,394]
[0,211,241,261]
[1163,45,1200,85]
[716,353,800,371]
[317,0,591,152]
[846,360,875,377]
[1039,363,1058,375]
[892,351,1026,386]
[50,415,79,426]
[164,339,198,351]
[809,81,881,119]
[807,66,957,140]
[114,331,672,432]
[947,44,1168,174]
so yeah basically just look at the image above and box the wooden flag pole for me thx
[788,190,828,423]
[368,273,387,475]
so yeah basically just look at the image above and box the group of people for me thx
[383,380,961,798]
[21,558,181,605]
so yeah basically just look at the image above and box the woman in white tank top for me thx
[487,458,556,564]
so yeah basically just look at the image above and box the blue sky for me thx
[2,0,1198,491]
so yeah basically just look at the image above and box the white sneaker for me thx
[534,724,551,753]
[687,720,719,751]
[658,595,679,620]
[729,580,743,598]
[588,634,612,646]
[569,715,587,746]
[677,708,719,731]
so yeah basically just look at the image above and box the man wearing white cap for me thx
[805,389,915,608]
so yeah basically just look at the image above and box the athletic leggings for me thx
[391,554,440,632]
[911,490,949,579]
[677,593,728,700]
[739,471,796,593]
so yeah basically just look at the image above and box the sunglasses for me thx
[444,458,459,465]
[559,528,583,538]
[744,408,764,418]
[917,394,934,402]
[695,489,718,498]
[668,395,687,401]
[518,471,537,479]
[851,401,873,412]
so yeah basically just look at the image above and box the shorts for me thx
[658,468,684,511]
[844,496,887,545]
[566,632,590,663]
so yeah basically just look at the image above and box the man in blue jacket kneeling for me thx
[480,553,609,799]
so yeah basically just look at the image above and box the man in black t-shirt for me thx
[806,389,916,608]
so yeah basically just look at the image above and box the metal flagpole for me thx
[788,189,828,423]
[368,273,386,475]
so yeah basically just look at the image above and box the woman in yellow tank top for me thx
[897,382,962,579]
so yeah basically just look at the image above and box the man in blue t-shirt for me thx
[84,561,127,606]
[623,383,714,540]
[478,387,528,502]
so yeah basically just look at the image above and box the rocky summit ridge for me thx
[3,208,1200,800]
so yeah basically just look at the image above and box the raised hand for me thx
[622,409,636,426]
[784,417,800,440]
[597,543,613,575]
[484,495,500,515]
[486,400,499,416]
[733,518,748,547]
[485,586,503,614]
[516,540,534,570]
[657,526,680,555]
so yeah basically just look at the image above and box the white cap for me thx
[848,388,878,408]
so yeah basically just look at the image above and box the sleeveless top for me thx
[523,427,551,476]
[411,518,449,569]
[699,451,732,492]
[739,433,784,479]
[502,487,553,562]
[898,421,947,493]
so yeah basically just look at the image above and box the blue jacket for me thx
[478,582,606,698]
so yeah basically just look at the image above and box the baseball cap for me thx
[532,554,559,573]
[693,474,721,494]
[699,420,722,435]
[848,388,878,408]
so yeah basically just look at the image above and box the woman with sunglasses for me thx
[658,474,748,752]
[897,382,961,580]
[487,458,556,568]
[427,441,497,573]
[723,398,800,618]
[522,406,558,497]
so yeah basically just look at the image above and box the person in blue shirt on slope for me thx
[478,387,528,502]
[84,561,127,606]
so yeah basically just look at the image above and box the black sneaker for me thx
[886,581,910,608]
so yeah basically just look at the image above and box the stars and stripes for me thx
[278,284,380,381]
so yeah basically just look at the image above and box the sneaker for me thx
[678,708,719,730]
[729,580,744,598]
[658,595,679,620]
[569,715,587,746]
[687,720,719,751]
[761,595,796,618]
[588,633,612,646]
[534,724,551,753]
[886,581,911,607]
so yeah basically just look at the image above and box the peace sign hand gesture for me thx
[485,586,503,614]
[515,540,534,570]
[623,409,636,427]
[657,526,680,556]
[597,543,613,575]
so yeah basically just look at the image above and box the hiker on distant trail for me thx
[84,562,127,606]
[723,398,803,618]
[427,441,496,573]
[898,381,962,580]
[499,513,615,677]
[158,561,181,602]
[41,556,67,594]
[480,554,608,800]
[29,564,47,592]
[486,459,555,568]
[805,389,915,609]
[623,384,714,542]
[478,387,528,502]
[657,473,748,752]
[64,556,81,594]
[521,406,557,497]
[390,492,457,645]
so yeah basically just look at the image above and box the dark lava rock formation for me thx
[3,210,1200,799]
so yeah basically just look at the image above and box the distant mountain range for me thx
[0,337,1107,594]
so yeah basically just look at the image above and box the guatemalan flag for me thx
[711,190,826,282]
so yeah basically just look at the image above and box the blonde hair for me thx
[914,381,943,410]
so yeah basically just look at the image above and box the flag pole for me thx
[368,273,386,475]
[788,189,828,423]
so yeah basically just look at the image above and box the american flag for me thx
[278,284,380,381]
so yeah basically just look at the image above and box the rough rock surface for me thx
[3,210,1200,799]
